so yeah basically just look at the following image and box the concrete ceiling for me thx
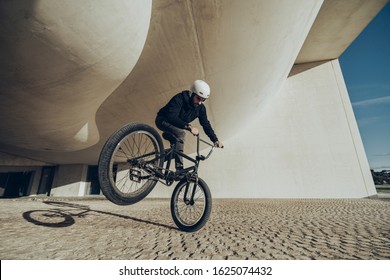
[0,0,388,166]
[296,0,388,64]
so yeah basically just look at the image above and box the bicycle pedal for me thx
[130,169,142,183]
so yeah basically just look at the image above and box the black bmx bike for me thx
[98,122,217,232]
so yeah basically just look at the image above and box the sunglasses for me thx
[194,94,206,102]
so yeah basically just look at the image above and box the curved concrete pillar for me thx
[1,0,323,163]
[0,0,152,151]
[96,0,324,150]
[191,0,324,138]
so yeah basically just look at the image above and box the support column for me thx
[51,164,89,196]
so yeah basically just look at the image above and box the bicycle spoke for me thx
[109,130,160,198]
[99,123,163,206]
[174,182,206,226]
[121,138,133,159]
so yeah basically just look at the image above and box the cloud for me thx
[356,116,381,127]
[372,152,390,157]
[352,96,390,107]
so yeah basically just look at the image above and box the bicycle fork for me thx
[183,177,198,205]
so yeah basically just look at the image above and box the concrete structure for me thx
[0,0,388,198]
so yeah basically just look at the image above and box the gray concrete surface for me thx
[1,0,388,164]
[1,195,389,260]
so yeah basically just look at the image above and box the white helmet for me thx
[191,80,210,99]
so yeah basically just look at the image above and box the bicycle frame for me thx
[127,135,215,186]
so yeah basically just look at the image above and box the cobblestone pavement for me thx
[1,196,389,260]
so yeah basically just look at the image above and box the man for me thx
[155,80,223,171]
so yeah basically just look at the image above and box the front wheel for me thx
[170,178,212,232]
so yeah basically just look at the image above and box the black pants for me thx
[155,116,185,170]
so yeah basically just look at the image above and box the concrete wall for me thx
[151,60,375,198]
[0,151,51,167]
[0,1,382,199]
[0,163,90,197]
[51,164,88,196]
[2,59,376,200]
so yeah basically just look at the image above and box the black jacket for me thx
[157,91,218,142]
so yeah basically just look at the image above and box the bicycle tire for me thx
[170,177,212,232]
[98,122,164,205]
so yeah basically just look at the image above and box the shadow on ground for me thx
[22,201,178,230]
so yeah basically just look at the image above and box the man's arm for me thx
[198,106,218,143]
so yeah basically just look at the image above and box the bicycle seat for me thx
[162,132,184,144]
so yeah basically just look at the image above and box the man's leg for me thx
[155,118,186,170]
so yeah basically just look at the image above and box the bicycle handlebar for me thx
[196,135,215,160]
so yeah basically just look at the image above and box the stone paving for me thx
[1,195,389,260]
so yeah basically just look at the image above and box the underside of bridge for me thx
[0,0,388,198]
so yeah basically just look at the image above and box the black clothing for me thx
[156,91,218,143]
[155,117,186,170]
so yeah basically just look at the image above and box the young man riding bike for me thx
[155,80,224,171]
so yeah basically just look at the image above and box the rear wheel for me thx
[98,123,164,205]
[170,178,212,232]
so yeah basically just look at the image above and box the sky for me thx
[339,2,390,171]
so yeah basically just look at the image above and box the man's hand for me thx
[190,126,199,136]
[185,124,199,136]
[214,140,224,148]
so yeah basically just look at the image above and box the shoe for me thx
[174,168,186,181]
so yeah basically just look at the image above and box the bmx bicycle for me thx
[98,122,218,232]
